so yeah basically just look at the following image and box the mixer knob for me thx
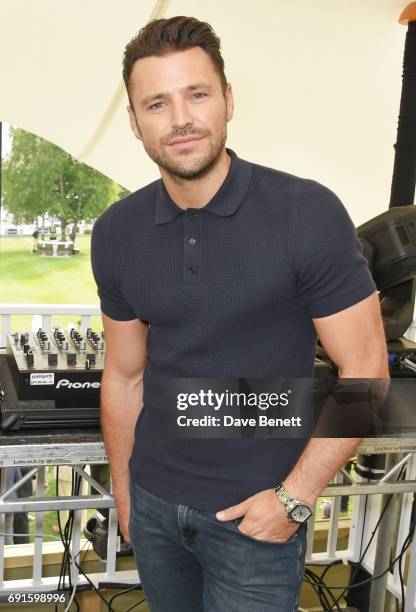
[96,340,104,351]
[26,350,34,367]
[61,341,68,351]
[79,341,86,351]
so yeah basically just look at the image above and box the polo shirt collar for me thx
[155,148,252,224]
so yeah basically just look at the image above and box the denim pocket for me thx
[231,517,302,545]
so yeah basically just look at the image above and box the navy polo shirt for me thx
[91,148,376,512]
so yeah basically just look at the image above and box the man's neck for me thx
[159,148,231,210]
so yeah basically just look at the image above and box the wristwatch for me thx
[274,482,313,524]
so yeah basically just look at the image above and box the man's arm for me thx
[100,314,149,543]
[284,290,389,505]
[216,291,389,541]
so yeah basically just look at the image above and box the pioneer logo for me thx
[56,379,101,390]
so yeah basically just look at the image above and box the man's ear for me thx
[225,83,234,123]
[127,105,143,141]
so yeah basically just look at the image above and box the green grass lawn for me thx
[0,235,103,332]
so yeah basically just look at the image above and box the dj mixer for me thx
[0,327,104,432]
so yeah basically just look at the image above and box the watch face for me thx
[290,504,312,523]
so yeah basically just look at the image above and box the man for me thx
[31,228,39,253]
[91,16,388,612]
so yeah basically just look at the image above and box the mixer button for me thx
[48,353,58,366]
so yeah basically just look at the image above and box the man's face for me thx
[127,46,234,180]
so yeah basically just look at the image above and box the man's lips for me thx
[168,136,205,149]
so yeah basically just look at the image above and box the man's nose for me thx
[170,99,193,129]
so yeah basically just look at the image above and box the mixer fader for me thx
[8,327,105,376]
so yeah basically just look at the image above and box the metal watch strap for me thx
[273,482,312,520]
[274,483,294,507]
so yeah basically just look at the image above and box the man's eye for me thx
[192,92,206,100]
[149,101,165,110]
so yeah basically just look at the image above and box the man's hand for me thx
[117,502,131,545]
[216,488,300,543]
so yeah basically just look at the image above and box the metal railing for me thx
[0,463,131,589]
[1,448,415,610]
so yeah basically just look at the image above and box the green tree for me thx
[3,127,124,245]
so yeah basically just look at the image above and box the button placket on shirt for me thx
[183,208,202,284]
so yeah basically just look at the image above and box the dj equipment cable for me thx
[398,529,413,612]
[0,464,145,611]
[303,463,412,611]
[304,527,414,612]
[54,466,147,611]
[303,566,342,611]
[107,584,144,608]
[329,463,408,610]
[55,465,81,611]
[0,530,77,612]
[54,465,117,612]
[0,530,146,611]
[124,597,148,611]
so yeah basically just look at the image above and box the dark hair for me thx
[122,16,227,106]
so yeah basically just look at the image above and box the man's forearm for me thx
[284,364,390,505]
[284,437,362,505]
[100,371,144,512]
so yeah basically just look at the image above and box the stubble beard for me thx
[142,121,228,184]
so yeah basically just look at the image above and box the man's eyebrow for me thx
[140,82,212,107]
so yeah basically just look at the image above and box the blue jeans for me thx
[128,480,307,612]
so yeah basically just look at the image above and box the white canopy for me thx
[0,0,410,224]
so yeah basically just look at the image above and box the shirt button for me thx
[188,238,197,246]
[188,210,198,219]
[187,266,196,274]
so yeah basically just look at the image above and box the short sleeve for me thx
[90,206,137,321]
[291,180,377,318]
